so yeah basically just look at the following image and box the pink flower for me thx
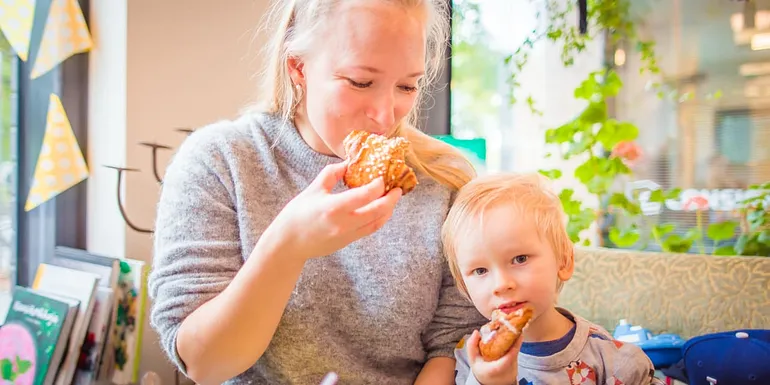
[684,196,709,211]
[611,141,642,162]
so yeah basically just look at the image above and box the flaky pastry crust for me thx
[342,130,418,195]
[478,305,534,361]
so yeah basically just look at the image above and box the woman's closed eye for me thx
[348,79,373,89]
[346,79,418,93]
[512,255,529,265]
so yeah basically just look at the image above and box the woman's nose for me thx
[367,90,395,130]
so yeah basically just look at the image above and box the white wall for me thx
[482,0,605,243]
[87,1,270,383]
[87,0,127,260]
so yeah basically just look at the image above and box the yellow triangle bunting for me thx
[25,93,89,211]
[0,0,37,61]
[30,0,93,79]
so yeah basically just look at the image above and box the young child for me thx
[442,172,663,385]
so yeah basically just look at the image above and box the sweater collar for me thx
[517,307,590,370]
[254,112,342,180]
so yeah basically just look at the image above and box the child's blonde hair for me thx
[441,172,575,297]
[248,0,475,191]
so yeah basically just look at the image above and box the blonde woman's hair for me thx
[250,0,475,190]
[441,172,575,298]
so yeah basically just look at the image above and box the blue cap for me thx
[683,329,770,384]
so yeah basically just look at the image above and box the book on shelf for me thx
[0,247,147,385]
[109,258,148,385]
[0,286,79,385]
[32,263,99,385]
[49,247,121,385]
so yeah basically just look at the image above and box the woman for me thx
[148,0,486,384]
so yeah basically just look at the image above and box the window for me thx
[450,0,513,173]
[0,0,90,320]
[449,0,768,255]
[0,30,18,315]
[611,0,770,251]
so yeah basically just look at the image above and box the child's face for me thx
[455,204,573,322]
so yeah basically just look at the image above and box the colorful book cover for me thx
[32,264,99,385]
[0,287,73,385]
[73,287,113,385]
[110,259,148,385]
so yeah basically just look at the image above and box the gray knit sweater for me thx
[148,112,486,385]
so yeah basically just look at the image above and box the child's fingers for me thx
[466,330,482,363]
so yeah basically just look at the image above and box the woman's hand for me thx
[466,330,522,385]
[268,161,402,262]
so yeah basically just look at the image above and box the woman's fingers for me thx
[352,187,401,223]
[312,161,349,192]
[332,177,386,211]
[346,187,401,239]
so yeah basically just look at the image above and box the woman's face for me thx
[289,2,427,158]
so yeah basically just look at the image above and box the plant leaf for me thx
[538,169,563,180]
[666,188,683,200]
[14,356,31,375]
[747,210,766,230]
[685,227,703,241]
[596,120,638,149]
[735,234,750,255]
[648,189,666,203]
[759,230,770,246]
[652,223,676,238]
[707,221,739,243]
[1,358,13,381]
[574,73,601,100]
[609,226,640,247]
[579,102,608,124]
[608,192,641,215]
[602,71,623,97]
[714,246,736,256]
[663,234,693,253]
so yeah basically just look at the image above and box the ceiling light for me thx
[751,32,770,50]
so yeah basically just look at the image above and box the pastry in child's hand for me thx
[478,305,534,361]
[342,130,418,195]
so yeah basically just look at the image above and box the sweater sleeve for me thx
[422,260,487,360]
[607,341,663,385]
[148,128,244,375]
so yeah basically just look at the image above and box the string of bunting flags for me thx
[0,0,93,211]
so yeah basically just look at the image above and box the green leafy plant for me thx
[734,183,770,256]
[506,0,664,112]
[1,355,32,382]
[505,0,767,256]
[537,70,642,247]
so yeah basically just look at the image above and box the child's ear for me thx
[557,247,575,281]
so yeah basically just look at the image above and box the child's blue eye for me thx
[512,255,528,264]
[472,267,487,276]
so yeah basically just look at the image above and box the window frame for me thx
[12,0,89,287]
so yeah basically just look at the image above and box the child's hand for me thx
[465,329,522,385]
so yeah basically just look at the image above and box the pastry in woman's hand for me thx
[342,130,418,195]
[478,305,533,361]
